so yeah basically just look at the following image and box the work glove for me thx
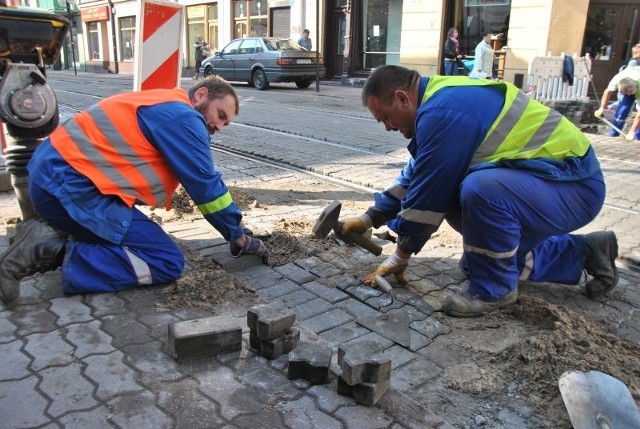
[594,108,604,118]
[340,214,373,235]
[625,132,636,141]
[363,252,410,287]
[230,234,269,265]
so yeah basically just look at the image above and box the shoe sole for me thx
[588,232,619,298]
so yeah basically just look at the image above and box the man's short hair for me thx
[619,77,637,95]
[303,29,310,35]
[188,75,240,115]
[361,65,420,106]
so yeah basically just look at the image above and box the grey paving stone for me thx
[230,409,287,428]
[48,296,94,326]
[84,350,144,400]
[123,340,184,384]
[249,326,300,359]
[391,357,442,391]
[275,262,317,283]
[57,406,116,429]
[333,398,394,429]
[238,268,286,291]
[366,295,406,312]
[0,310,17,343]
[108,390,173,429]
[410,316,451,341]
[320,320,371,345]
[377,389,450,429]
[288,341,333,385]
[65,319,115,358]
[303,307,354,334]
[256,279,302,300]
[302,280,350,303]
[321,273,362,291]
[337,376,391,406]
[294,297,334,321]
[156,378,227,428]
[338,340,391,385]
[344,284,383,301]
[344,331,395,349]
[24,329,74,371]
[101,312,152,348]
[272,288,318,308]
[384,345,418,369]
[138,311,183,340]
[387,305,430,322]
[38,362,99,417]
[169,316,242,361]
[0,376,49,428]
[247,302,296,340]
[234,355,301,401]
[275,395,343,429]
[393,289,434,315]
[210,245,265,272]
[336,297,381,319]
[196,366,265,421]
[84,293,128,318]
[9,302,58,337]
[0,338,30,380]
[407,329,432,352]
[295,256,342,277]
[307,382,356,413]
[232,263,277,282]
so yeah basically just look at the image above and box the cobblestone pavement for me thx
[1,79,639,428]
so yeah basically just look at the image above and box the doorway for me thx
[582,3,640,95]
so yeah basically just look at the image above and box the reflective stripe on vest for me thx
[50,89,190,208]
[198,190,234,215]
[421,76,591,166]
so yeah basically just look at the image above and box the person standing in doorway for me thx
[443,27,464,75]
[298,29,312,50]
[469,30,494,79]
[193,35,207,80]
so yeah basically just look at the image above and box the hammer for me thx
[312,201,382,256]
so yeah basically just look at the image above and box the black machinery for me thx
[0,2,70,220]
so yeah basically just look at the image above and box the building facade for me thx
[29,0,640,94]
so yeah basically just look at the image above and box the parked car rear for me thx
[200,37,325,90]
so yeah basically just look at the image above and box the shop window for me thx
[234,0,267,39]
[207,4,218,51]
[362,0,401,69]
[86,21,100,61]
[458,0,511,55]
[119,16,136,61]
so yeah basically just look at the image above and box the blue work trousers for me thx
[609,93,636,137]
[30,182,185,294]
[445,168,605,301]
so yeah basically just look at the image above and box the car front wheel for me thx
[252,69,269,90]
[204,66,215,77]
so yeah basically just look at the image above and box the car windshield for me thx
[264,38,305,52]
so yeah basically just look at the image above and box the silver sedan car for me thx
[200,37,324,90]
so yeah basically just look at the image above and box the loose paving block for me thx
[169,316,242,361]
[247,303,296,340]
[208,244,265,272]
[337,376,390,406]
[249,326,300,359]
[338,340,391,386]
[288,341,333,384]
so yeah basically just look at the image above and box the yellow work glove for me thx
[594,108,604,118]
[363,253,410,286]
[625,132,635,141]
[340,214,373,235]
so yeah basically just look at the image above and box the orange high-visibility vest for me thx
[50,88,192,209]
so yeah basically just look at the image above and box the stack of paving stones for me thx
[336,340,391,406]
[168,315,242,361]
[247,302,300,359]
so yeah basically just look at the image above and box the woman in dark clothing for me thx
[443,27,463,75]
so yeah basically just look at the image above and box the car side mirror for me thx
[215,51,222,57]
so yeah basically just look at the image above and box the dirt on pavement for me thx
[154,182,640,429]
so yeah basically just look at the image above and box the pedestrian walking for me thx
[0,76,268,303]
[193,35,208,79]
[443,27,464,76]
[340,65,618,317]
[469,30,494,79]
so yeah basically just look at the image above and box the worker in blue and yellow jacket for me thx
[0,75,268,303]
[340,65,619,317]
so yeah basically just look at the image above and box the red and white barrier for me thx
[133,0,184,91]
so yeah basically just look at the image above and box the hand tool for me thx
[595,112,633,140]
[559,370,640,429]
[312,200,382,256]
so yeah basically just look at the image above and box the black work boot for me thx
[443,288,518,318]
[0,219,67,303]
[583,231,618,299]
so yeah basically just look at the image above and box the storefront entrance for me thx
[582,2,640,95]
